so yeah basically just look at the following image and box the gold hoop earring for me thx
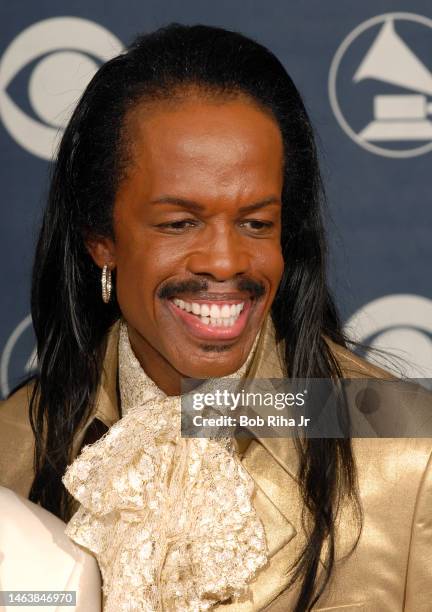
[101,265,112,304]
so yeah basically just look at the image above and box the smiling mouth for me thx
[166,296,254,340]
[173,297,245,325]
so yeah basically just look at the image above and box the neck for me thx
[124,319,263,397]
[125,324,184,396]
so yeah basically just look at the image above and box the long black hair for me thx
[24,23,370,611]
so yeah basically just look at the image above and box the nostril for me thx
[186,250,250,279]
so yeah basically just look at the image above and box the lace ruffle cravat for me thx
[62,319,269,611]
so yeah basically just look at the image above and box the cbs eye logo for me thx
[0,315,36,399]
[345,294,432,379]
[0,16,123,160]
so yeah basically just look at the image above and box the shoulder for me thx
[0,380,38,497]
[323,334,398,379]
[323,335,432,490]
[325,334,432,438]
[0,485,101,609]
[1,379,36,419]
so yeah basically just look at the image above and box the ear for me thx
[85,235,116,270]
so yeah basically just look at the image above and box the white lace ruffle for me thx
[62,319,268,611]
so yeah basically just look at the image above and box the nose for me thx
[186,223,250,281]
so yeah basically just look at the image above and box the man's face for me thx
[90,95,285,394]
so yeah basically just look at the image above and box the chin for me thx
[178,355,245,380]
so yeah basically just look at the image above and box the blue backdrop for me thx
[1,2,431,397]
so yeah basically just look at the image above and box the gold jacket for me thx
[1,317,431,612]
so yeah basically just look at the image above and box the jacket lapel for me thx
[94,319,121,427]
[221,316,303,609]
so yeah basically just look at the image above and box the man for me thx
[1,23,431,611]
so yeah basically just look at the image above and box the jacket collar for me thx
[93,314,281,424]
[94,322,295,485]
[92,315,392,482]
[93,318,121,428]
[93,314,287,455]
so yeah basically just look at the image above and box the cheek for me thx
[113,233,184,313]
[254,242,284,288]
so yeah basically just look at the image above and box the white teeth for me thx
[201,316,237,327]
[221,304,231,318]
[210,304,220,319]
[172,298,245,324]
[200,304,210,317]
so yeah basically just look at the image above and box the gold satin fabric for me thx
[1,315,431,611]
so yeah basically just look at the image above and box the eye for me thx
[0,18,123,160]
[157,219,199,231]
[240,220,274,233]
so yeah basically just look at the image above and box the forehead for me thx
[122,95,284,195]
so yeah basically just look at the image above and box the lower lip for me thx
[166,299,253,341]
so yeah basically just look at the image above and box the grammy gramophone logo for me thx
[329,13,432,158]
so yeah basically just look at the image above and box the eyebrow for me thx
[149,195,281,214]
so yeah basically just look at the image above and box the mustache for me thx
[157,277,266,300]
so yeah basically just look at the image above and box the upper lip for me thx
[169,293,252,302]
